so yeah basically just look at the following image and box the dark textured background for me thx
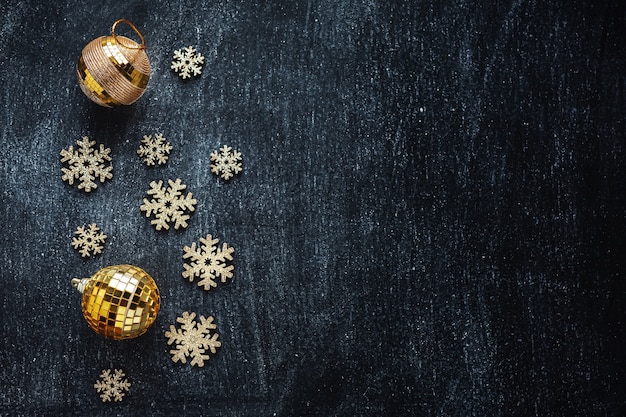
[1,0,624,416]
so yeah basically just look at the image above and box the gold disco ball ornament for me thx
[71,264,160,340]
[76,19,150,107]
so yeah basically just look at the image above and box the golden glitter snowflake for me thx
[60,136,112,192]
[140,178,197,231]
[137,133,172,166]
[165,311,221,367]
[210,145,242,180]
[72,223,107,257]
[94,369,130,402]
[171,46,205,79]
[182,234,234,291]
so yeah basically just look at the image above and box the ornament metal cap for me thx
[71,277,89,292]
[71,264,160,340]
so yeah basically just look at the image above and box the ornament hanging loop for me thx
[111,19,146,50]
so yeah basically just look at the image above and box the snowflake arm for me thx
[210,145,242,180]
[198,315,222,355]
[171,194,197,230]
[94,369,130,402]
[165,311,221,367]
[71,223,107,257]
[137,133,172,166]
[140,179,197,231]
[60,136,112,192]
[182,234,235,291]
[94,144,113,182]
[141,196,171,231]
[165,326,195,364]
[211,242,235,282]
[171,46,205,79]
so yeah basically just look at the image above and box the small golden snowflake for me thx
[60,136,112,192]
[210,145,242,180]
[137,133,172,166]
[171,46,205,79]
[94,369,130,402]
[165,311,221,367]
[183,234,234,291]
[72,223,107,257]
[140,178,197,231]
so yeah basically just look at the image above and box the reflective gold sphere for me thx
[76,20,150,108]
[72,264,160,340]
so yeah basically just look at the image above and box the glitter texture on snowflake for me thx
[182,234,234,291]
[137,133,172,166]
[210,145,242,180]
[165,311,221,367]
[72,223,107,257]
[140,178,197,231]
[94,369,130,402]
[60,136,112,192]
[171,46,205,79]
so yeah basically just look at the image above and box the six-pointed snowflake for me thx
[94,369,130,402]
[72,223,107,257]
[210,145,243,180]
[171,46,205,79]
[165,311,221,367]
[137,133,172,166]
[183,234,234,291]
[140,178,197,231]
[60,136,113,192]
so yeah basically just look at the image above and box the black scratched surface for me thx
[1,0,625,416]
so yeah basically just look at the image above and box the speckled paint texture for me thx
[1,0,624,415]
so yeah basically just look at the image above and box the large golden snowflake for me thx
[60,136,112,192]
[182,234,235,291]
[165,311,221,367]
[140,178,197,231]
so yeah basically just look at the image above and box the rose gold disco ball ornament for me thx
[71,265,160,340]
[76,19,150,107]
